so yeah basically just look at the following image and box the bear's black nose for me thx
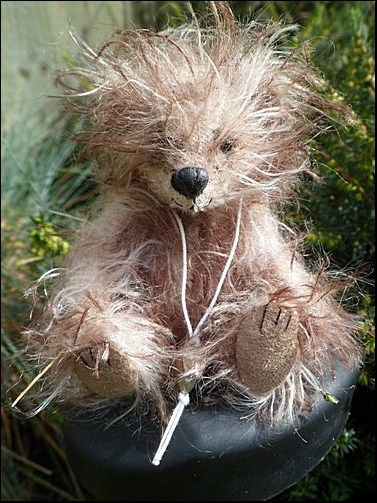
[171,167,209,199]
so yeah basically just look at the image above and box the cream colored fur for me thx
[23,2,360,425]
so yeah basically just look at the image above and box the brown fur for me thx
[22,2,360,424]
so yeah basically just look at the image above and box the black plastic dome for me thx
[64,363,358,501]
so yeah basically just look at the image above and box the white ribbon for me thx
[152,202,243,466]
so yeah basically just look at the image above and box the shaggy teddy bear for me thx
[23,2,359,441]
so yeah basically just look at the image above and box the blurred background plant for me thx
[1,1,374,500]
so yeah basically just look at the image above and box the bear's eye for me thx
[220,138,235,153]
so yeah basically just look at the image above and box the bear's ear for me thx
[271,45,354,129]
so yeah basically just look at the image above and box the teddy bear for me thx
[22,2,360,458]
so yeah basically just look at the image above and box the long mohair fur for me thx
[22,2,360,426]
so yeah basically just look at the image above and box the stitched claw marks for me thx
[259,305,296,337]
[235,304,299,396]
[75,341,135,398]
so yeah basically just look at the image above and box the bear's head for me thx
[58,3,350,213]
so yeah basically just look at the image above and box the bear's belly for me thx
[120,207,254,342]
[138,248,249,342]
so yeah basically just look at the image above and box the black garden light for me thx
[64,363,357,501]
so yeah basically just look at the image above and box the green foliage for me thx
[28,217,71,261]
[323,392,340,405]
[1,106,94,501]
[301,2,375,269]
[1,1,374,501]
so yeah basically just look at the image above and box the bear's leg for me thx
[49,307,172,400]
[235,304,299,395]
